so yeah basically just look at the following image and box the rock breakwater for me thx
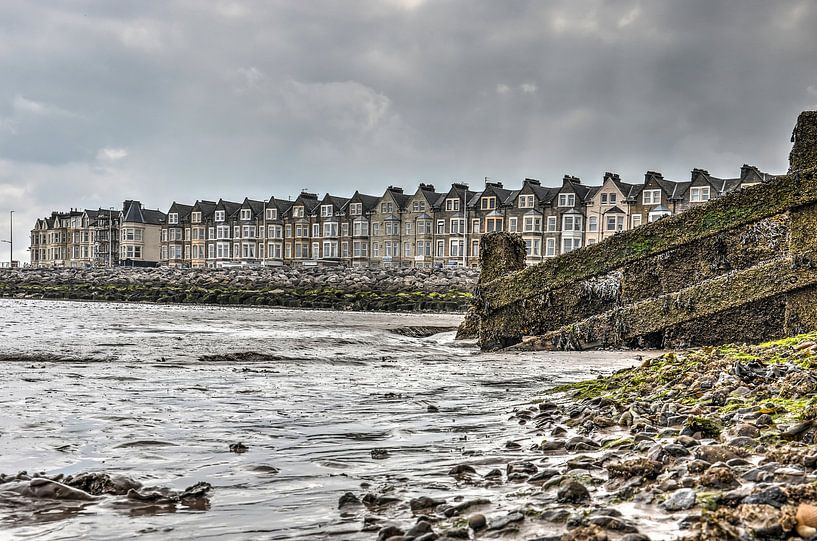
[353,333,817,540]
[0,266,478,312]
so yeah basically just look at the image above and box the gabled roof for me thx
[215,199,242,218]
[380,186,410,209]
[192,200,218,219]
[240,198,265,216]
[345,191,380,212]
[292,192,320,213]
[516,179,559,205]
[480,182,513,206]
[266,197,293,216]
[414,183,439,205]
[167,202,194,219]
[604,205,625,214]
[320,193,350,211]
[741,164,776,183]
[558,176,593,201]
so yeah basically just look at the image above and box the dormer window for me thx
[266,208,277,220]
[293,206,304,218]
[380,202,394,213]
[215,210,225,222]
[643,189,661,205]
[168,213,178,225]
[240,209,252,221]
[445,198,460,212]
[480,197,497,210]
[412,200,426,212]
[191,212,201,223]
[518,195,534,208]
[558,194,575,207]
[321,204,333,217]
[349,202,362,215]
[690,187,710,202]
[600,193,618,205]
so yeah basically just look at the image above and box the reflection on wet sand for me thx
[0,299,637,540]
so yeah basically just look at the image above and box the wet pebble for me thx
[467,513,486,530]
[557,479,590,503]
[447,464,476,477]
[661,488,697,511]
[488,511,524,531]
[229,442,248,453]
[338,492,361,508]
[409,496,445,513]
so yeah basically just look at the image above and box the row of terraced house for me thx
[29,164,775,269]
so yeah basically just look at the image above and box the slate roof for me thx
[122,200,167,225]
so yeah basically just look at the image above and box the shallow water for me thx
[0,299,640,540]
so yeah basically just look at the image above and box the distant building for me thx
[29,164,778,268]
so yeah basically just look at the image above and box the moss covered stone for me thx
[467,110,817,350]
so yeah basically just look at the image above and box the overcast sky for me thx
[1,0,816,260]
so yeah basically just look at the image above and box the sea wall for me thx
[466,110,817,350]
[0,266,478,312]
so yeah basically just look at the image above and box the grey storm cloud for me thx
[1,0,816,260]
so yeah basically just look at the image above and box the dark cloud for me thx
[1,0,815,260]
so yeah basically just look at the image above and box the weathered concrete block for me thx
[478,232,526,283]
[790,110,817,172]
[465,111,817,350]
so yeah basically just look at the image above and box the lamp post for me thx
[1,210,13,267]
[108,207,114,268]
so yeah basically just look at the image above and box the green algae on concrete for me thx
[465,110,817,351]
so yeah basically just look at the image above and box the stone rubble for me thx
[346,333,817,540]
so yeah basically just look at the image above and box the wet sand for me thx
[0,299,638,540]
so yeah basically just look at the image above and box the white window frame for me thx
[480,197,496,210]
[562,215,582,232]
[643,189,661,205]
[518,194,534,208]
[562,238,581,254]
[690,186,711,202]
[546,238,556,257]
[558,193,575,207]
[508,217,518,233]
[523,216,541,233]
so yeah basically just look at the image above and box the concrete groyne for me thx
[463,111,817,350]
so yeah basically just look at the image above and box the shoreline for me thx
[0,295,469,317]
[353,334,817,541]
